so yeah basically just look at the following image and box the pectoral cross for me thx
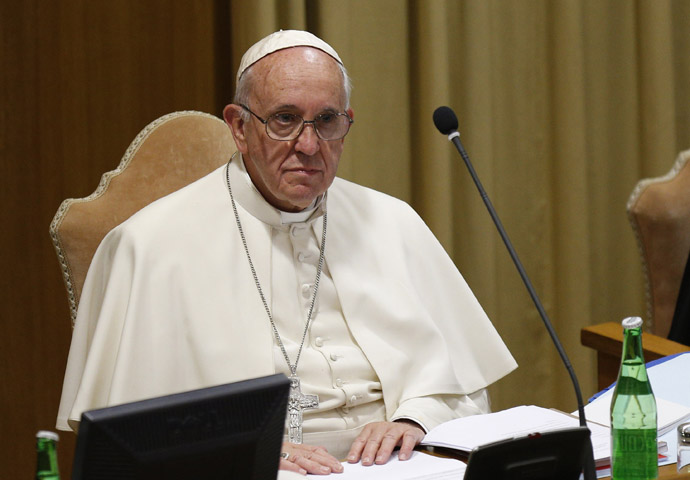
[287,375,319,444]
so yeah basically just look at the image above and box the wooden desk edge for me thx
[602,463,690,479]
[581,322,690,359]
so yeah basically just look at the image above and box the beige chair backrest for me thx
[627,149,690,336]
[50,111,237,326]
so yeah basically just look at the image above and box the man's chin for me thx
[277,182,330,211]
[279,191,323,212]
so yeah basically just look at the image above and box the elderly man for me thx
[57,30,516,476]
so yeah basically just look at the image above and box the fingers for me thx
[347,423,389,465]
[369,430,399,465]
[280,442,344,475]
[347,421,425,466]
[291,451,340,475]
[397,428,421,461]
[279,458,307,476]
[347,424,384,465]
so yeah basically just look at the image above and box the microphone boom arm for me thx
[445,130,597,480]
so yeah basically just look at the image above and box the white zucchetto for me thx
[237,30,343,83]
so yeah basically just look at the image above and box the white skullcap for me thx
[237,30,343,83]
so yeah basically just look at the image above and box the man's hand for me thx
[279,442,344,476]
[346,420,425,466]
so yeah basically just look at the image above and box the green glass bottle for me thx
[35,430,60,480]
[610,316,658,480]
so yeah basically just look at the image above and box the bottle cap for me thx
[621,316,643,329]
[36,430,59,442]
[680,423,690,443]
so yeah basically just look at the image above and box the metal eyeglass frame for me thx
[240,104,353,141]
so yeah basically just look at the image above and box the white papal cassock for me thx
[57,154,517,458]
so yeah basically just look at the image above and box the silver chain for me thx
[224,156,327,376]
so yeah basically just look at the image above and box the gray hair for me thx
[234,58,352,121]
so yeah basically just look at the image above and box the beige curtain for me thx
[227,0,690,412]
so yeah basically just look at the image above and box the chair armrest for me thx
[581,322,690,391]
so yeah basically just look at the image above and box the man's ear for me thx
[223,104,249,154]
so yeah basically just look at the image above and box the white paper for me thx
[646,352,690,406]
[305,451,465,480]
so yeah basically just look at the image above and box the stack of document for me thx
[575,390,690,436]
[421,405,614,467]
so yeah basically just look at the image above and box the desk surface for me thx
[601,463,690,479]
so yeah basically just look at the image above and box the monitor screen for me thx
[72,373,289,480]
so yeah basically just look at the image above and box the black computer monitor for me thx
[72,373,289,480]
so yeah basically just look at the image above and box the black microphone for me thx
[434,106,596,480]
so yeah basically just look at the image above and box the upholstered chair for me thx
[50,111,237,326]
[627,149,690,340]
[582,149,690,389]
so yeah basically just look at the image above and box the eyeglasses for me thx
[240,104,353,141]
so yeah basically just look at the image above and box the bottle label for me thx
[611,428,658,479]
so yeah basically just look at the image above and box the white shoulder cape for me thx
[57,162,516,431]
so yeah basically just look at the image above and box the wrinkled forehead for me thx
[236,29,343,83]
[249,47,347,109]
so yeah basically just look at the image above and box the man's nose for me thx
[294,123,320,155]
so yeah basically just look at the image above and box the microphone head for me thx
[433,106,459,135]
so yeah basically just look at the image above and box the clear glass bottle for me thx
[35,430,60,480]
[679,423,690,473]
[610,316,658,480]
